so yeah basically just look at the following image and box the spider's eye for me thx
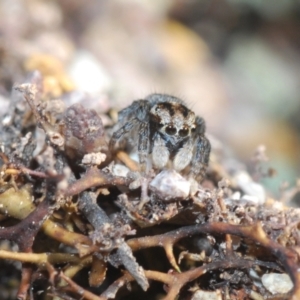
[157,121,164,129]
[178,128,189,137]
[165,125,177,135]
[191,126,196,133]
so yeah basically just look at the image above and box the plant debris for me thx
[1,72,300,300]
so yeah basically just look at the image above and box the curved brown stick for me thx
[127,222,300,299]
[65,168,131,197]
[101,258,259,300]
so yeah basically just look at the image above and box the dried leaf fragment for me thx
[89,256,107,287]
[64,103,108,160]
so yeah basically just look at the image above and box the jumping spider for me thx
[110,94,211,181]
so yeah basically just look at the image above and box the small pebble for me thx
[149,169,190,201]
[261,273,293,295]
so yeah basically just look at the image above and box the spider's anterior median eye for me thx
[178,128,189,137]
[157,121,164,129]
[165,125,177,135]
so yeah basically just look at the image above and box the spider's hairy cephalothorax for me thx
[109,94,211,180]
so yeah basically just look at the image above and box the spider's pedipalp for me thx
[109,118,139,151]
[173,140,193,172]
[152,133,170,169]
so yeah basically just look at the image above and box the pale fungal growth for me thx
[82,152,107,166]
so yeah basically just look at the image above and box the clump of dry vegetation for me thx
[0,69,300,300]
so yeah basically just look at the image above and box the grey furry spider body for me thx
[110,94,211,181]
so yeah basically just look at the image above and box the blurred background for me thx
[1,0,300,196]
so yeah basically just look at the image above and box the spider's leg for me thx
[137,117,151,210]
[118,100,149,123]
[138,120,150,174]
[189,136,211,181]
[109,119,139,151]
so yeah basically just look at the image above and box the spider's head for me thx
[150,102,196,143]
